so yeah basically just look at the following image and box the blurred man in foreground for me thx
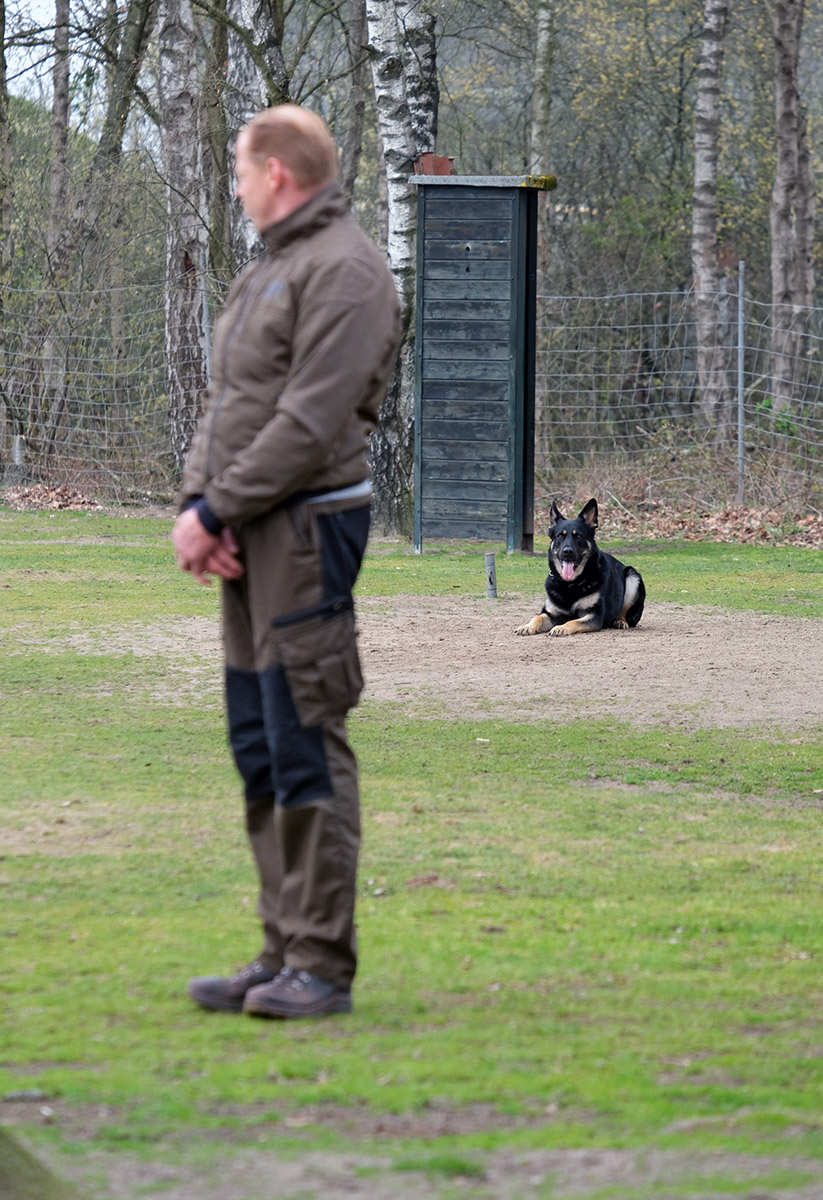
[172,105,399,1019]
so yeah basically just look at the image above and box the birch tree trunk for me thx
[691,0,731,436]
[159,0,210,469]
[769,0,815,417]
[397,0,437,151]
[365,0,437,535]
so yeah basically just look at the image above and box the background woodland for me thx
[0,0,820,528]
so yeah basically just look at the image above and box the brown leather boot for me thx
[187,960,279,1013]
[243,967,352,1018]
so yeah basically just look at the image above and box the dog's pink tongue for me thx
[561,562,575,581]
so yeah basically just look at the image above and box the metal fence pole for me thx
[737,260,745,506]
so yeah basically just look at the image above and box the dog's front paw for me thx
[548,623,571,637]
[515,616,545,636]
[613,617,629,630]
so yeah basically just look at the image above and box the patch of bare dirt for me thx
[21,1128,823,1200]
[2,616,218,661]
[357,595,823,731]
[6,1096,823,1199]
[8,597,823,732]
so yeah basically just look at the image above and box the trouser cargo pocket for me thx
[273,604,363,728]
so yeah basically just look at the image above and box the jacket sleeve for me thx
[201,256,400,528]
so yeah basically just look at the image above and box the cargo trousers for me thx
[221,496,370,989]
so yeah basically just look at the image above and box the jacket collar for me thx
[261,183,348,254]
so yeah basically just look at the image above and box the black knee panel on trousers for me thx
[227,662,332,807]
[226,666,273,800]
[259,664,332,807]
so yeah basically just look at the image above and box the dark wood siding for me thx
[414,184,530,546]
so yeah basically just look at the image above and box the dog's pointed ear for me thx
[549,500,563,529]
[579,498,598,531]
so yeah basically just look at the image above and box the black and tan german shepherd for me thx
[515,499,645,637]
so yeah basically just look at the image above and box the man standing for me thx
[172,105,400,1019]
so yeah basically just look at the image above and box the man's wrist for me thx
[193,498,224,536]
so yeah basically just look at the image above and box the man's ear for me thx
[266,156,286,190]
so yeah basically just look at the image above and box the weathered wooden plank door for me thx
[413,177,547,552]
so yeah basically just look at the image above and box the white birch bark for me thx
[691,0,731,435]
[159,0,210,468]
[365,0,437,534]
[769,0,816,414]
[365,0,419,317]
[397,0,437,153]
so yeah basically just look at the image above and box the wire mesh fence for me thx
[535,282,823,512]
[2,273,823,511]
[0,282,187,502]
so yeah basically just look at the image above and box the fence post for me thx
[485,552,498,598]
[737,260,745,506]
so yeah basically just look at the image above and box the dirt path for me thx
[50,1142,823,1200]
[358,595,823,730]
[18,594,822,732]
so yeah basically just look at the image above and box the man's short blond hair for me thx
[243,105,338,189]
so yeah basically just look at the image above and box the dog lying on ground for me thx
[515,498,645,637]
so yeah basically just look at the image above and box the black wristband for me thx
[194,497,224,535]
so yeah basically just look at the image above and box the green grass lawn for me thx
[2,507,823,1196]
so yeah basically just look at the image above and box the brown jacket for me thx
[180,184,400,527]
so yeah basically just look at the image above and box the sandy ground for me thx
[357,594,823,730]
[50,1143,823,1200]
[8,556,821,731]
[44,592,822,731]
